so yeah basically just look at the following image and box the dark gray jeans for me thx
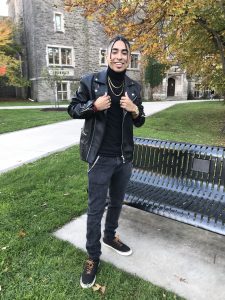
[86,156,132,260]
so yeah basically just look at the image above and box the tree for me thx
[64,0,225,97]
[0,19,28,87]
[145,57,166,100]
[41,66,66,108]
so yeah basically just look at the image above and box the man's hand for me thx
[120,92,139,117]
[94,93,111,111]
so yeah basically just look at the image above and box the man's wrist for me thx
[132,105,139,118]
[93,102,98,112]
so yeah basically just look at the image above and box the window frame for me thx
[46,45,74,67]
[56,81,70,101]
[53,12,65,33]
[99,48,107,66]
[129,52,140,70]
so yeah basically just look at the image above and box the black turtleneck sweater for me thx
[98,67,126,157]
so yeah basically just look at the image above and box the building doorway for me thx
[167,78,175,96]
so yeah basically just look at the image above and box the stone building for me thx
[7,0,141,102]
[148,66,189,101]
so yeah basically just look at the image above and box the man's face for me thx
[106,40,131,72]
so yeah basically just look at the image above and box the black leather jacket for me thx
[67,69,145,164]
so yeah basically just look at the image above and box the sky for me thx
[0,0,8,16]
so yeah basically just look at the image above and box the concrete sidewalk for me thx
[54,206,225,300]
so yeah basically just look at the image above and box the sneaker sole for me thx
[102,241,133,256]
[80,275,96,289]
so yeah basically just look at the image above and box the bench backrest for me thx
[133,137,225,192]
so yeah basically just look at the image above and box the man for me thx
[67,35,145,288]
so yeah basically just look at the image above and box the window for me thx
[57,82,69,101]
[99,49,107,65]
[48,47,59,65]
[129,53,139,69]
[61,48,72,65]
[54,12,64,32]
[47,46,73,66]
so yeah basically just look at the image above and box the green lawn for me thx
[0,109,70,134]
[0,147,182,300]
[0,101,68,106]
[135,101,225,146]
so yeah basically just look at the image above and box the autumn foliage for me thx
[65,0,225,94]
[0,19,28,87]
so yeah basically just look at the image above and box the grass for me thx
[0,101,68,106]
[0,109,70,134]
[135,101,225,146]
[0,147,182,300]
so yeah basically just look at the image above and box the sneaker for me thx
[103,235,132,256]
[80,258,100,288]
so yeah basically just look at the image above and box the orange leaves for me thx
[64,0,225,91]
[0,66,7,76]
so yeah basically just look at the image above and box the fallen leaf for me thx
[174,274,188,283]
[100,285,106,294]
[180,277,187,283]
[63,193,70,196]
[18,229,26,238]
[93,284,101,291]
[92,283,106,294]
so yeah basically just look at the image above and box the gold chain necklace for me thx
[108,76,124,88]
[107,77,124,97]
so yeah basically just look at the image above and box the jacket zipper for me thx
[86,118,96,161]
[88,155,100,173]
[121,110,127,163]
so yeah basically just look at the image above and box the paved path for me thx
[54,206,225,300]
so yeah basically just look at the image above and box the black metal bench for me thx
[125,137,225,235]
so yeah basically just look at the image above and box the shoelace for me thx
[85,259,94,274]
[113,235,123,247]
